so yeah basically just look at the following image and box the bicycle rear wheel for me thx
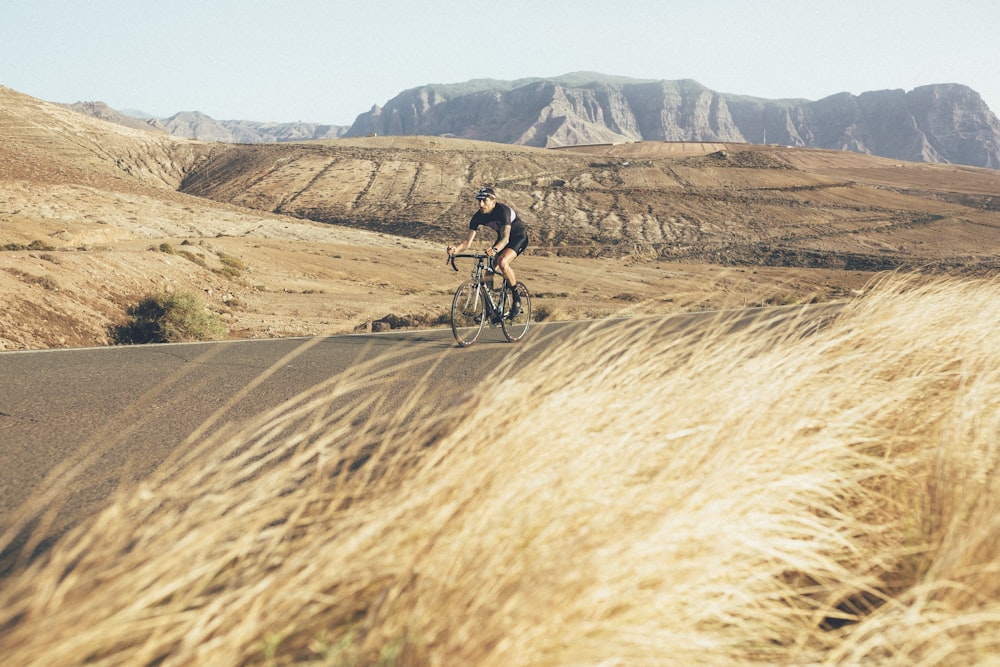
[451,280,486,346]
[501,282,531,342]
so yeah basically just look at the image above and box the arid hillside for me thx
[182,135,1000,269]
[2,85,998,349]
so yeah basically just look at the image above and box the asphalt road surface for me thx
[0,325,541,528]
[0,306,839,564]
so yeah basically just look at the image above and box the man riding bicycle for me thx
[446,186,529,317]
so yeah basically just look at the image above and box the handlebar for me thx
[447,252,489,272]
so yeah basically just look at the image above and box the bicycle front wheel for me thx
[501,282,531,342]
[451,280,486,346]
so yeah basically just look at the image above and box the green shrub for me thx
[112,291,227,344]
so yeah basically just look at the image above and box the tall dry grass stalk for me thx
[2,274,999,665]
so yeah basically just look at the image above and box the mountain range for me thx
[67,73,1000,169]
[345,73,1000,168]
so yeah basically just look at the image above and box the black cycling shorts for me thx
[506,232,528,255]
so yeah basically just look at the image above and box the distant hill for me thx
[158,112,348,143]
[62,101,170,134]
[344,73,1000,169]
[65,102,349,143]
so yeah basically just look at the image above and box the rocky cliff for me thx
[345,73,1000,168]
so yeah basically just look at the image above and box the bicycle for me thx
[447,252,531,346]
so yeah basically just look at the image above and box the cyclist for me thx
[446,186,529,317]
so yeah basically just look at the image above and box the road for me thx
[0,325,539,530]
[0,306,839,564]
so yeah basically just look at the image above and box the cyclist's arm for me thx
[447,229,477,255]
[491,224,511,253]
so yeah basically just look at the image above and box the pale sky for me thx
[2,0,997,126]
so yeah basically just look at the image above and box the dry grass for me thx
[2,274,999,665]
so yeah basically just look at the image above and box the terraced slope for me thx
[181,136,1000,271]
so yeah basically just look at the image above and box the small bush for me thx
[217,252,245,272]
[112,291,227,344]
[32,275,59,291]
[214,252,246,279]
[531,304,569,322]
[178,250,207,267]
[2,240,56,251]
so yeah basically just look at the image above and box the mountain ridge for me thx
[345,73,1000,168]
[64,72,1000,168]
[62,102,349,144]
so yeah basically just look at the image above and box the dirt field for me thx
[1,85,998,350]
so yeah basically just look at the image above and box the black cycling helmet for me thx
[475,187,496,200]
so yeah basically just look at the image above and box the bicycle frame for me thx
[447,252,531,346]
[450,253,503,316]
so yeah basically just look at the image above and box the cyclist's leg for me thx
[497,234,528,290]
[500,237,527,317]
[495,248,517,289]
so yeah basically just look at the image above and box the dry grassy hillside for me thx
[1,85,999,349]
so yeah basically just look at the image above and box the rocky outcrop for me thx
[346,74,1000,168]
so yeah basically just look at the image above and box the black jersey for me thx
[469,202,527,243]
